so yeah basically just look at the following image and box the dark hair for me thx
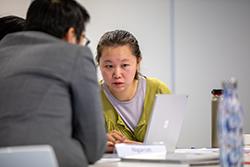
[96,30,142,79]
[0,15,25,40]
[25,0,90,41]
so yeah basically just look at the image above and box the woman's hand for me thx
[105,130,142,153]
[123,139,142,144]
[106,130,126,153]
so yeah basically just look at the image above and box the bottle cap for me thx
[211,89,223,96]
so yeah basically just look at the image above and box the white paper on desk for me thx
[175,148,219,154]
[121,152,219,165]
[117,146,219,165]
[115,143,166,158]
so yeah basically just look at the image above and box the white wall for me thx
[80,0,172,87]
[1,0,249,148]
[0,0,29,17]
[175,0,250,148]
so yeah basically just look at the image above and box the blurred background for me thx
[1,0,249,148]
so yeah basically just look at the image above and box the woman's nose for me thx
[113,67,121,78]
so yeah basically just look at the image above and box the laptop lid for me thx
[143,94,188,153]
[0,145,58,167]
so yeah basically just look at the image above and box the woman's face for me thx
[99,45,140,96]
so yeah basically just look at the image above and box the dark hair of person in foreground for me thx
[0,15,25,40]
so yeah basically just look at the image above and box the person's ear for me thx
[137,57,142,65]
[64,27,77,44]
[136,57,142,71]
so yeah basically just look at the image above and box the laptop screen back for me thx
[143,94,188,153]
[0,145,58,167]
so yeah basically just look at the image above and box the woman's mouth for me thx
[112,82,123,86]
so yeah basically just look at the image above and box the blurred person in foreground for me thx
[0,0,106,167]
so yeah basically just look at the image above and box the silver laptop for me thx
[117,95,219,165]
[143,94,188,153]
[0,145,58,167]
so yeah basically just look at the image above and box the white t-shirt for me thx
[102,76,146,131]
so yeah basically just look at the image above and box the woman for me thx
[96,30,171,152]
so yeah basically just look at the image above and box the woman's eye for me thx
[105,65,113,69]
[122,64,130,68]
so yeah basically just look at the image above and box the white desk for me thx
[90,147,221,167]
[90,157,219,167]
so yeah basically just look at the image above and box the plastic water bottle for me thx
[211,89,223,148]
[218,78,244,167]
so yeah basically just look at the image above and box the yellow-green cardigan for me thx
[100,77,171,142]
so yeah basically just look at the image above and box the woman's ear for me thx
[136,57,142,71]
[137,57,142,64]
[64,27,77,44]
